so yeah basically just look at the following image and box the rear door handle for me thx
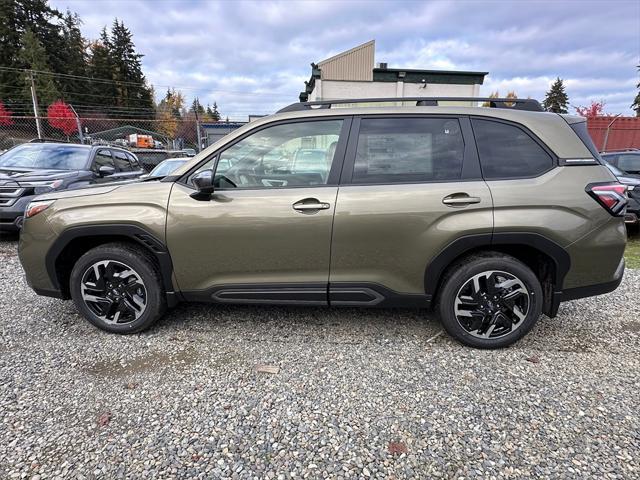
[293,199,330,212]
[442,194,481,206]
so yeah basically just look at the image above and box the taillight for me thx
[586,183,628,216]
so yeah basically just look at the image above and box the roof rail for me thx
[277,97,544,113]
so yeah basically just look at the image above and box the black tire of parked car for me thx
[437,253,543,349]
[69,242,166,334]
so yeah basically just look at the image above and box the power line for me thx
[0,66,152,88]
[0,66,298,98]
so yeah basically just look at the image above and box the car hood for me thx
[34,177,161,201]
[0,167,80,183]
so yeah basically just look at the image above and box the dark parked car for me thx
[602,159,640,227]
[0,143,143,231]
[601,150,640,175]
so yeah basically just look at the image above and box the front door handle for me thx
[442,194,481,206]
[293,198,330,212]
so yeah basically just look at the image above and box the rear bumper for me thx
[560,257,625,303]
[626,195,640,224]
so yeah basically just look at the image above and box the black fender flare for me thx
[45,224,176,297]
[424,232,571,297]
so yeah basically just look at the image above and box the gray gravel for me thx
[1,233,639,479]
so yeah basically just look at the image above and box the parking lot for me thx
[0,233,639,479]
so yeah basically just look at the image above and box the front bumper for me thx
[0,194,34,231]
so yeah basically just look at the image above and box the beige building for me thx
[300,40,487,102]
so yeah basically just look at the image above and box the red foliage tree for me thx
[0,101,13,126]
[575,100,606,118]
[47,100,78,136]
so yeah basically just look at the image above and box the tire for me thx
[69,242,166,334]
[436,253,543,349]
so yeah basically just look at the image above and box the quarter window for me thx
[472,119,554,179]
[352,118,465,184]
[92,149,114,172]
[198,120,343,189]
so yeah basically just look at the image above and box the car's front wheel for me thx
[69,243,166,333]
[437,253,543,349]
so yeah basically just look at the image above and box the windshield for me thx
[149,159,186,177]
[0,144,90,170]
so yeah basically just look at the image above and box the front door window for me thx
[195,120,343,189]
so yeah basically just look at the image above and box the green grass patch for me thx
[625,234,640,269]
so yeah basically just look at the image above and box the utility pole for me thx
[29,71,43,139]
[68,104,84,144]
[194,99,203,152]
[602,113,622,153]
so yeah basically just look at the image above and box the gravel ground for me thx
[1,233,639,479]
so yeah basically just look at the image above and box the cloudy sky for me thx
[51,0,640,120]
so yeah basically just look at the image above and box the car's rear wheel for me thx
[70,243,166,333]
[437,253,543,349]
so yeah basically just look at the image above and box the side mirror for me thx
[191,170,214,199]
[98,165,115,177]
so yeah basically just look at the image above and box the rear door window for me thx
[113,151,132,172]
[471,119,554,179]
[126,152,141,170]
[351,117,465,184]
[92,149,115,173]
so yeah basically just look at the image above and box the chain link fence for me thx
[0,115,201,149]
[0,114,245,170]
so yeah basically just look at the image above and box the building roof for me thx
[318,40,375,81]
[372,67,487,86]
[300,41,488,101]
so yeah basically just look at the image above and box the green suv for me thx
[18,98,627,348]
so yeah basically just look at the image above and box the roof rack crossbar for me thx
[278,97,544,113]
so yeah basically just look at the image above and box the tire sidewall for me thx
[70,245,165,334]
[438,257,543,349]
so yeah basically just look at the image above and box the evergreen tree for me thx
[0,0,23,104]
[211,102,221,121]
[543,77,569,114]
[109,19,154,113]
[87,27,117,110]
[632,65,640,117]
[0,0,62,107]
[191,98,205,116]
[0,3,157,118]
[18,29,59,107]
[58,10,87,104]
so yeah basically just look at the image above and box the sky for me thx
[50,0,640,121]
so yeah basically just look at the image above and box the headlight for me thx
[25,200,55,218]
[628,185,635,191]
[19,179,64,194]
